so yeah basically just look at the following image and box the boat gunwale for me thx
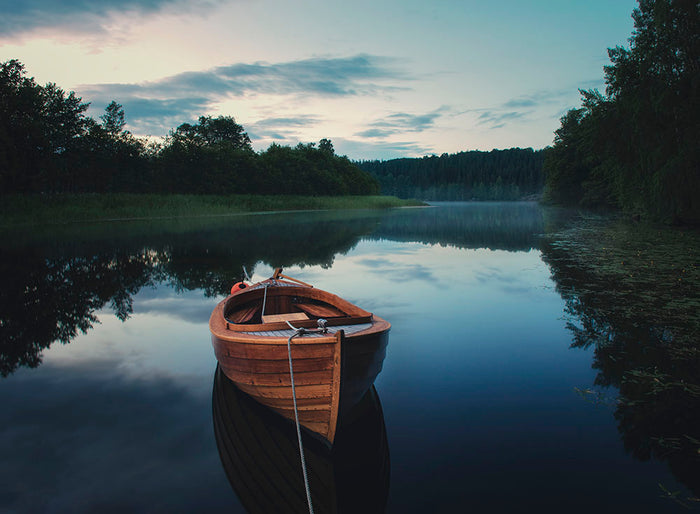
[210,303,389,345]
[212,282,381,335]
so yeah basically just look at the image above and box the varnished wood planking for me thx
[234,382,333,400]
[326,330,343,443]
[217,355,334,374]
[210,271,390,444]
[295,302,345,318]
[223,368,334,387]
[224,285,369,318]
[226,314,371,333]
[226,304,261,324]
[302,421,334,438]
[258,395,333,410]
[271,407,331,424]
[219,284,373,332]
[213,339,336,360]
[261,312,309,324]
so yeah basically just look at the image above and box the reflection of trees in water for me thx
[0,248,157,376]
[161,211,386,296]
[541,215,700,499]
[0,211,380,377]
[370,202,544,251]
[0,202,545,377]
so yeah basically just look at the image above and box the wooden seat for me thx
[261,312,309,324]
[228,304,261,324]
[296,303,345,318]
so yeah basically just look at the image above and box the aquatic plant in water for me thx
[541,212,700,501]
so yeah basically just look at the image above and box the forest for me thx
[543,0,699,224]
[0,60,379,197]
[357,148,545,200]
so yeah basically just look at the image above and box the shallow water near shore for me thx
[1,201,697,513]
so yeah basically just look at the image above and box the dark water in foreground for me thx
[1,202,698,513]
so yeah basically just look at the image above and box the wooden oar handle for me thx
[272,268,314,288]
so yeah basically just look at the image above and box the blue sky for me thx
[0,0,638,159]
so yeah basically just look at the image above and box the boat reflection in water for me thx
[212,366,390,513]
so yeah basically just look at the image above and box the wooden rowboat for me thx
[209,268,390,445]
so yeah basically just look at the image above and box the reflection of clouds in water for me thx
[357,240,423,255]
[0,362,238,513]
[133,287,219,324]
[473,266,532,294]
[474,267,519,284]
[500,285,533,295]
[357,257,437,284]
[356,257,393,269]
[353,297,413,316]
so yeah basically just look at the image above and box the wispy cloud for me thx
[245,115,321,143]
[358,258,438,284]
[79,54,408,136]
[502,98,537,109]
[0,0,222,37]
[335,138,434,160]
[355,107,448,139]
[110,97,211,135]
[476,110,527,129]
[251,116,320,129]
[464,86,585,130]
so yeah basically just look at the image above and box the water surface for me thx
[1,202,697,513]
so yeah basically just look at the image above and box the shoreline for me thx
[0,193,425,228]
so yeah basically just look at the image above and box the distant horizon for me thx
[0,0,638,160]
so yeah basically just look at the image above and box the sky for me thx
[0,0,639,160]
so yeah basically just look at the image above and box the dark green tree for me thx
[319,138,334,154]
[0,60,92,193]
[544,0,699,223]
[0,60,380,197]
[69,103,148,193]
[0,59,42,192]
[168,115,252,151]
[358,148,544,200]
[100,101,126,136]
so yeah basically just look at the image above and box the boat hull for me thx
[210,289,390,444]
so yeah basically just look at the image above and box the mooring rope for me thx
[286,325,315,514]
[261,283,269,318]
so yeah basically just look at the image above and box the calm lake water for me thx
[1,202,698,513]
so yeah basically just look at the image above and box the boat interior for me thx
[221,269,374,332]
[224,288,351,326]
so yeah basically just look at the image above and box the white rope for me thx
[261,283,269,318]
[286,328,315,514]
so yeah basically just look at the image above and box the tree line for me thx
[0,59,379,197]
[543,0,699,224]
[356,148,545,200]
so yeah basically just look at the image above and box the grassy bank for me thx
[0,193,425,227]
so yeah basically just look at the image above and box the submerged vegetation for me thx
[543,0,699,224]
[541,212,700,498]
